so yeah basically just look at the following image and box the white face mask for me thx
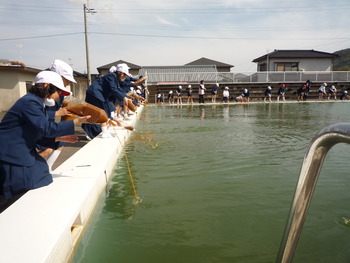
[44,98,55,107]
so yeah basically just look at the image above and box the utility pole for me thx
[83,4,96,85]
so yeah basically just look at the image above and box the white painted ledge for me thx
[0,105,144,263]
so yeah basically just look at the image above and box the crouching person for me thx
[0,71,90,212]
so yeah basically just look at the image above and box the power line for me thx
[0,31,348,42]
[0,32,82,41]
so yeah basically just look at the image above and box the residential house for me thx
[185,57,234,72]
[252,49,339,72]
[0,59,88,112]
[96,60,141,77]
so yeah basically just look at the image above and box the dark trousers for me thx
[199,95,205,103]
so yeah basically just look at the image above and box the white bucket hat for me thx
[116,63,131,77]
[35,71,71,96]
[49,59,76,83]
[109,66,117,73]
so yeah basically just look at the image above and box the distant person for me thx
[304,80,311,101]
[242,88,250,101]
[187,85,193,104]
[168,90,174,104]
[327,85,337,100]
[157,92,164,105]
[223,87,230,103]
[297,85,305,102]
[277,83,286,102]
[211,83,219,103]
[340,90,349,100]
[198,80,206,103]
[318,83,327,100]
[264,86,272,103]
[176,86,183,105]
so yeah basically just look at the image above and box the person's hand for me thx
[55,107,70,117]
[55,135,79,143]
[73,115,91,124]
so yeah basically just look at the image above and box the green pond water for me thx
[73,102,350,263]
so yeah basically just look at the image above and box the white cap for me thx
[345,91,348,93]
[216,83,219,87]
[109,66,117,73]
[188,85,191,88]
[49,59,76,83]
[324,82,327,86]
[35,71,70,96]
[116,63,131,77]
[268,86,272,90]
[179,86,182,89]
[225,86,229,90]
[244,89,248,93]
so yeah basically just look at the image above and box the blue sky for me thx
[0,0,349,74]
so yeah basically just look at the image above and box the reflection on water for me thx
[73,102,350,263]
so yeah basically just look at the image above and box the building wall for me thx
[263,58,333,72]
[0,69,88,112]
[0,70,35,112]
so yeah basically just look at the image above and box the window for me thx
[275,62,299,71]
[259,63,267,71]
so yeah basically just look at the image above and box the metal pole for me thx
[276,123,350,263]
[84,4,91,85]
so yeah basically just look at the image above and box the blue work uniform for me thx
[82,72,127,139]
[0,93,75,199]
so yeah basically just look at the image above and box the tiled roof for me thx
[252,50,338,62]
[97,60,141,72]
[139,65,219,84]
[185,57,234,68]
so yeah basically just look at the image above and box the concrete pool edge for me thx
[0,105,144,263]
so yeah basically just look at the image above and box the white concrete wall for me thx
[0,106,143,263]
[269,58,333,72]
[0,71,25,111]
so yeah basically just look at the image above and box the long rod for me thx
[84,4,91,85]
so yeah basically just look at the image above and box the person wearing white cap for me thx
[187,85,193,104]
[242,88,250,101]
[327,84,337,100]
[0,71,90,208]
[223,86,230,103]
[112,63,140,121]
[340,90,349,100]
[167,90,174,104]
[37,59,77,170]
[264,86,272,103]
[318,82,327,101]
[82,63,136,139]
[176,86,182,105]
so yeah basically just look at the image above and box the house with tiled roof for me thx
[185,57,234,72]
[96,60,141,77]
[98,57,234,84]
[0,59,88,111]
[252,49,339,72]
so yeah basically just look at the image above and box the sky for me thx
[0,0,350,74]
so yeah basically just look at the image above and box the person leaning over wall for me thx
[0,71,91,212]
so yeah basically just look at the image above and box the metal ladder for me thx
[276,123,350,263]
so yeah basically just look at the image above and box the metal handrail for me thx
[276,123,350,263]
